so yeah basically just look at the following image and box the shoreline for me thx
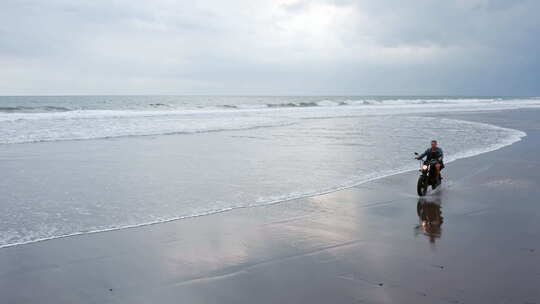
[1,109,539,303]
[0,113,527,250]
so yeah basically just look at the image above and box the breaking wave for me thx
[0,106,71,113]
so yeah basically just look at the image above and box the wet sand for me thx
[1,110,540,304]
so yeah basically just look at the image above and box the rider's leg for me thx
[435,163,441,179]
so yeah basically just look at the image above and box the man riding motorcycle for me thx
[416,140,444,179]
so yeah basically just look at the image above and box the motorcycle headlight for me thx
[422,165,428,170]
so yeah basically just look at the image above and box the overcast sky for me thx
[1,0,538,95]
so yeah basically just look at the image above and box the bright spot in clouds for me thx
[0,0,539,95]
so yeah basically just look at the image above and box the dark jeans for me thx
[428,159,444,169]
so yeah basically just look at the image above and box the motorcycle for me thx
[414,152,442,196]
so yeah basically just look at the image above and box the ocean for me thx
[1,96,539,248]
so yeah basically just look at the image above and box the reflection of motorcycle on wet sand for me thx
[415,198,443,244]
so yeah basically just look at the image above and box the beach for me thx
[3,0,540,302]
[1,108,539,303]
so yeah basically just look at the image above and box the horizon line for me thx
[1,94,538,98]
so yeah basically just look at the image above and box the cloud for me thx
[0,0,539,95]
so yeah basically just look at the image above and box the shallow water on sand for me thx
[0,96,536,247]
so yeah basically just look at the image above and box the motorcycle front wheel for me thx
[417,176,428,196]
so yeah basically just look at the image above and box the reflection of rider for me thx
[416,198,443,243]
[416,140,444,179]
